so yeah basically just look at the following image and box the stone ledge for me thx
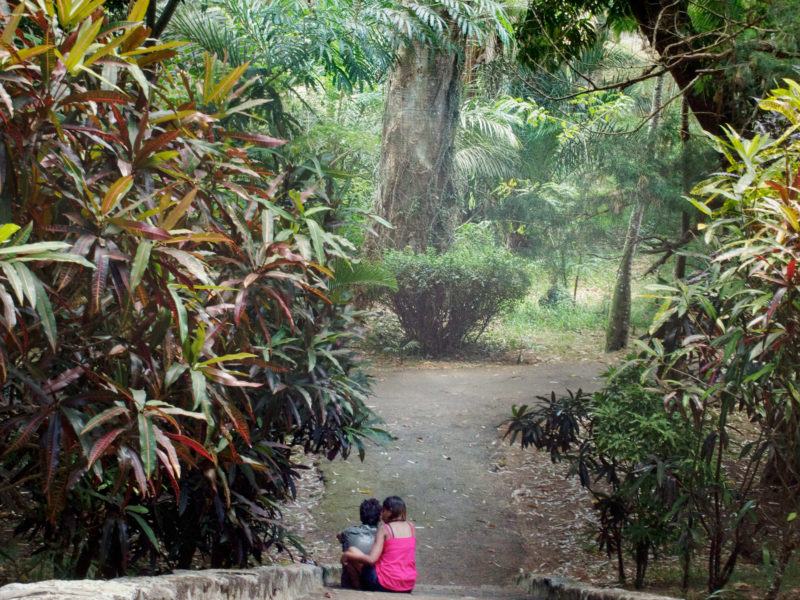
[320,563,342,587]
[517,573,680,600]
[0,563,323,600]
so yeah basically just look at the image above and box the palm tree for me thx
[167,0,399,135]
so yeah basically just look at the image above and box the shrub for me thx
[504,366,699,589]
[0,0,387,578]
[383,240,530,355]
[507,81,800,596]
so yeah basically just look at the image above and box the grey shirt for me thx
[338,523,377,554]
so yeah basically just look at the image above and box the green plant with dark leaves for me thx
[636,80,800,597]
[505,366,698,589]
[0,0,387,579]
[506,81,800,596]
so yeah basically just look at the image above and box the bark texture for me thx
[675,97,691,280]
[605,198,645,352]
[628,0,733,136]
[373,41,464,252]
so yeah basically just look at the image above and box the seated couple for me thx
[338,496,417,593]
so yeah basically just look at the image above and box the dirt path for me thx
[303,362,607,587]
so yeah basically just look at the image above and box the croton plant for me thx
[0,0,385,578]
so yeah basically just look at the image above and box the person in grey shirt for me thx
[338,498,381,588]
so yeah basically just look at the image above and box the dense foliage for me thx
[643,80,800,597]
[0,0,385,578]
[507,82,800,596]
[515,0,800,135]
[383,229,530,355]
[505,368,701,590]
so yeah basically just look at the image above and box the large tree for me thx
[172,0,513,253]
[375,38,463,251]
[516,0,800,135]
[373,0,512,252]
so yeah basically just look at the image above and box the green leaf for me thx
[129,240,152,294]
[306,218,326,265]
[189,325,206,363]
[0,241,71,256]
[168,286,188,343]
[1,263,24,303]
[686,196,712,216]
[307,347,317,373]
[0,224,20,243]
[161,188,197,231]
[101,175,133,215]
[743,363,774,383]
[165,363,187,389]
[1,2,25,45]
[132,389,147,411]
[128,0,149,21]
[82,406,129,434]
[138,412,156,477]
[190,368,208,411]
[196,353,257,367]
[63,16,103,73]
[11,251,95,268]
[126,62,149,96]
[158,248,212,286]
[369,213,394,229]
[34,279,56,351]
[15,262,39,308]
[128,511,159,550]
[10,222,32,245]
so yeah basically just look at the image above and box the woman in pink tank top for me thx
[341,496,417,592]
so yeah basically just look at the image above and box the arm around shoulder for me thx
[342,524,386,565]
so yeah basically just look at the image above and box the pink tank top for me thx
[376,522,417,591]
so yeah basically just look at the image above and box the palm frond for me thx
[328,259,398,303]
[167,6,249,66]
[454,144,518,180]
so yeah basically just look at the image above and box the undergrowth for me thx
[363,256,662,361]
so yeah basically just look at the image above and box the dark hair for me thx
[382,496,407,522]
[360,498,382,526]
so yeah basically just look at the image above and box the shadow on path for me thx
[315,362,606,587]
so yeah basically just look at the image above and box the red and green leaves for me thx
[0,0,380,578]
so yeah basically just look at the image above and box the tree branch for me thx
[152,0,183,40]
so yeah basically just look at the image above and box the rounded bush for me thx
[382,244,531,356]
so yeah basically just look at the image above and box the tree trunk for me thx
[675,97,691,280]
[605,76,662,351]
[765,537,797,600]
[680,518,693,596]
[634,541,649,589]
[605,198,644,351]
[372,39,464,253]
[628,1,726,136]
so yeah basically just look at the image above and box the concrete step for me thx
[302,574,680,600]
[299,586,532,600]
[413,584,532,599]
